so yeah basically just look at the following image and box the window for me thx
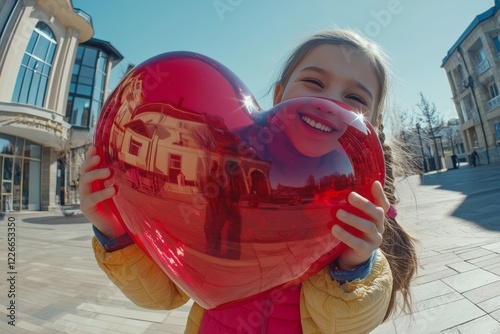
[495,122,500,141]
[129,139,142,156]
[475,49,486,64]
[493,36,500,54]
[66,45,107,129]
[489,83,499,99]
[459,100,468,122]
[68,97,91,127]
[0,134,15,155]
[12,22,57,107]
[169,154,182,182]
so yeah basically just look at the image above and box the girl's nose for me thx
[313,98,342,115]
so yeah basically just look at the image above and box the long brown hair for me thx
[273,28,418,319]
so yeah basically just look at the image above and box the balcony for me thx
[475,59,490,75]
[73,8,93,28]
[487,95,500,111]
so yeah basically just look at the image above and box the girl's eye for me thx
[346,94,367,106]
[302,78,324,88]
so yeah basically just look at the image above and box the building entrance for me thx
[0,134,41,212]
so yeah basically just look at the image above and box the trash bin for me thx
[451,155,459,169]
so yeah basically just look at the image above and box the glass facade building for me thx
[67,42,108,129]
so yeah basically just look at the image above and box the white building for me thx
[441,0,500,164]
[0,0,122,211]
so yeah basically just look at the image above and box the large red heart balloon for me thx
[93,51,385,309]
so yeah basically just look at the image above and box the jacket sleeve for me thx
[92,237,190,310]
[300,249,393,334]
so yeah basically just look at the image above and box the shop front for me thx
[0,134,41,212]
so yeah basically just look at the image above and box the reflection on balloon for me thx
[93,51,385,309]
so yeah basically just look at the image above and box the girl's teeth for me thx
[301,115,332,132]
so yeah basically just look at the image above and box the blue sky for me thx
[73,0,495,133]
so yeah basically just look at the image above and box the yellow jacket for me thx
[93,237,392,333]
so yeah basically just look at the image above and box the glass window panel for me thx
[27,72,41,105]
[82,48,97,67]
[12,67,26,101]
[494,37,500,53]
[33,35,50,60]
[26,33,37,53]
[21,54,30,65]
[15,138,23,156]
[76,47,84,63]
[78,75,93,86]
[71,97,91,127]
[28,57,37,69]
[0,134,16,154]
[18,69,33,103]
[13,159,21,185]
[24,159,40,210]
[66,97,74,117]
[79,65,94,79]
[72,63,80,75]
[12,158,21,211]
[35,22,55,41]
[24,141,41,159]
[46,42,56,62]
[91,100,101,128]
[3,157,13,179]
[94,72,104,90]
[69,83,76,93]
[42,64,50,76]
[36,76,48,106]
[93,87,103,102]
[3,182,11,193]
[98,53,107,72]
[76,84,92,96]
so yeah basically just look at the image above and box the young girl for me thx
[81,28,417,333]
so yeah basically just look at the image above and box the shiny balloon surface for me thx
[93,51,385,309]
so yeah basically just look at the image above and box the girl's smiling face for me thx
[272,44,380,157]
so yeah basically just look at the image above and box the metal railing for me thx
[73,8,93,27]
[487,95,500,111]
[475,59,490,75]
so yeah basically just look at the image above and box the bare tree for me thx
[416,93,445,170]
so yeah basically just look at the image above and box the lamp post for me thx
[416,122,427,172]
[457,47,490,164]
[435,135,445,168]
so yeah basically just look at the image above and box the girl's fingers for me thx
[347,192,385,227]
[80,155,100,175]
[332,224,374,256]
[336,209,383,244]
[80,186,115,212]
[371,181,390,213]
[79,168,110,195]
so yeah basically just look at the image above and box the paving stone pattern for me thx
[0,163,499,333]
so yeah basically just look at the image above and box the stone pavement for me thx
[0,163,499,333]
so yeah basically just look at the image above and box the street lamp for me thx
[416,122,427,172]
[435,135,445,167]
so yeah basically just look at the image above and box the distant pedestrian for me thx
[471,150,480,167]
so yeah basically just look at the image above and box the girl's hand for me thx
[79,146,125,239]
[332,181,390,270]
